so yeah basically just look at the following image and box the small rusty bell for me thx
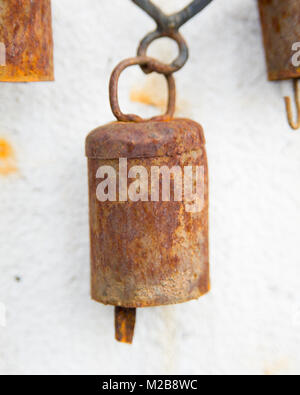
[258,0,300,129]
[0,0,54,82]
[86,57,210,344]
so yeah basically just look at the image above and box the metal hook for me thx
[132,0,214,32]
[284,79,300,130]
[132,0,214,74]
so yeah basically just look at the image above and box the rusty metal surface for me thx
[258,0,300,81]
[86,119,209,308]
[0,0,54,82]
[86,118,205,160]
[115,307,136,344]
[109,57,176,123]
[285,79,300,129]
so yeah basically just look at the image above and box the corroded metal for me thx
[86,118,210,311]
[109,57,176,122]
[285,79,300,130]
[258,0,300,81]
[115,307,136,344]
[0,0,54,82]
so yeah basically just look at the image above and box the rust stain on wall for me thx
[0,138,17,175]
[264,358,290,375]
[130,74,189,117]
[130,75,168,111]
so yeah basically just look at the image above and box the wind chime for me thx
[86,0,213,344]
[258,0,300,130]
[0,0,54,82]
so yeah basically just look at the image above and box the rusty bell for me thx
[0,0,54,82]
[258,0,300,129]
[85,57,210,343]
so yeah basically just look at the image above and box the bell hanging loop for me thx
[109,56,176,122]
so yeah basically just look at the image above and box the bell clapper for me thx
[115,307,136,344]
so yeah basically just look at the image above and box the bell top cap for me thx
[86,118,205,160]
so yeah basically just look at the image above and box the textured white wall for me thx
[0,0,300,375]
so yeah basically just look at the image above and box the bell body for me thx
[258,0,300,81]
[0,0,54,82]
[86,119,209,308]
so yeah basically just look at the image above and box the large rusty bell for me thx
[0,0,54,82]
[86,57,210,343]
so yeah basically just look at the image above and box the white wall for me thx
[0,0,300,375]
